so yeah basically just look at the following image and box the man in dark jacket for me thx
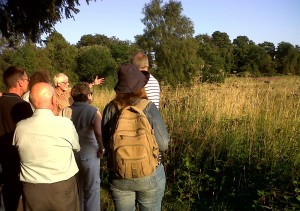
[0,66,33,211]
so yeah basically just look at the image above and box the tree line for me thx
[1,0,299,90]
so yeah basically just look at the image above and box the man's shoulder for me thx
[54,113,74,123]
[1,93,31,106]
[0,93,21,101]
[56,116,77,130]
[21,110,73,126]
[148,74,159,84]
[149,74,158,80]
[146,75,160,91]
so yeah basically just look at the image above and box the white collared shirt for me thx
[13,109,80,183]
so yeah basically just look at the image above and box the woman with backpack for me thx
[102,63,170,211]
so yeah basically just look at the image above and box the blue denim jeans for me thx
[110,164,166,211]
[76,156,100,211]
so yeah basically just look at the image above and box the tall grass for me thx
[95,76,300,210]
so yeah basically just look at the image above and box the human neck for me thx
[55,87,65,94]
[8,88,23,97]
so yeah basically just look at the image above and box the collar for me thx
[55,88,64,96]
[33,109,54,116]
[2,92,21,98]
[55,87,70,96]
[72,101,89,106]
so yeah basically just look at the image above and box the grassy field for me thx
[93,76,300,210]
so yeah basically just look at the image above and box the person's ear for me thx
[88,93,93,100]
[17,79,23,87]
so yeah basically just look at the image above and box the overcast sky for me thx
[53,0,300,47]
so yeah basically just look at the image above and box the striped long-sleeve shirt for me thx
[145,74,160,109]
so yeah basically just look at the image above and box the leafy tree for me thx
[137,0,200,85]
[0,48,15,71]
[77,34,136,65]
[0,38,51,90]
[232,36,254,74]
[195,34,216,65]
[109,37,138,65]
[139,0,194,50]
[77,34,111,48]
[76,45,117,87]
[296,45,300,75]
[44,31,78,81]
[0,0,93,43]
[275,42,300,75]
[0,36,17,71]
[232,36,275,75]
[247,44,273,75]
[195,34,225,82]
[0,38,51,76]
[0,44,16,90]
[258,42,276,60]
[12,42,51,75]
[156,37,204,86]
[211,31,233,73]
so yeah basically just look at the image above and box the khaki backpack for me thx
[111,99,159,179]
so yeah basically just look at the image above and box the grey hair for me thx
[53,73,68,87]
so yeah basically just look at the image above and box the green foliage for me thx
[138,0,200,86]
[77,34,136,66]
[195,32,232,83]
[0,48,17,71]
[108,38,136,66]
[196,34,222,67]
[76,45,117,84]
[44,32,78,81]
[275,42,300,75]
[156,38,203,86]
[202,65,226,83]
[258,41,276,59]
[77,34,111,47]
[0,0,299,89]
[0,0,93,43]
[211,31,234,73]
[0,39,52,89]
[12,42,51,75]
[0,0,300,90]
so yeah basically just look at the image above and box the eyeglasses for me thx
[60,81,69,84]
[22,78,30,82]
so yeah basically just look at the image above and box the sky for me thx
[53,0,300,47]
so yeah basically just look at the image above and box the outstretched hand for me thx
[94,76,105,86]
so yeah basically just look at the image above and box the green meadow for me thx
[94,76,300,210]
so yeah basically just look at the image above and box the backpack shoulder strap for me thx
[135,99,151,111]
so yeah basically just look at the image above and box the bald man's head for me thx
[30,82,56,110]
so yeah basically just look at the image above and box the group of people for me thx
[0,52,170,211]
